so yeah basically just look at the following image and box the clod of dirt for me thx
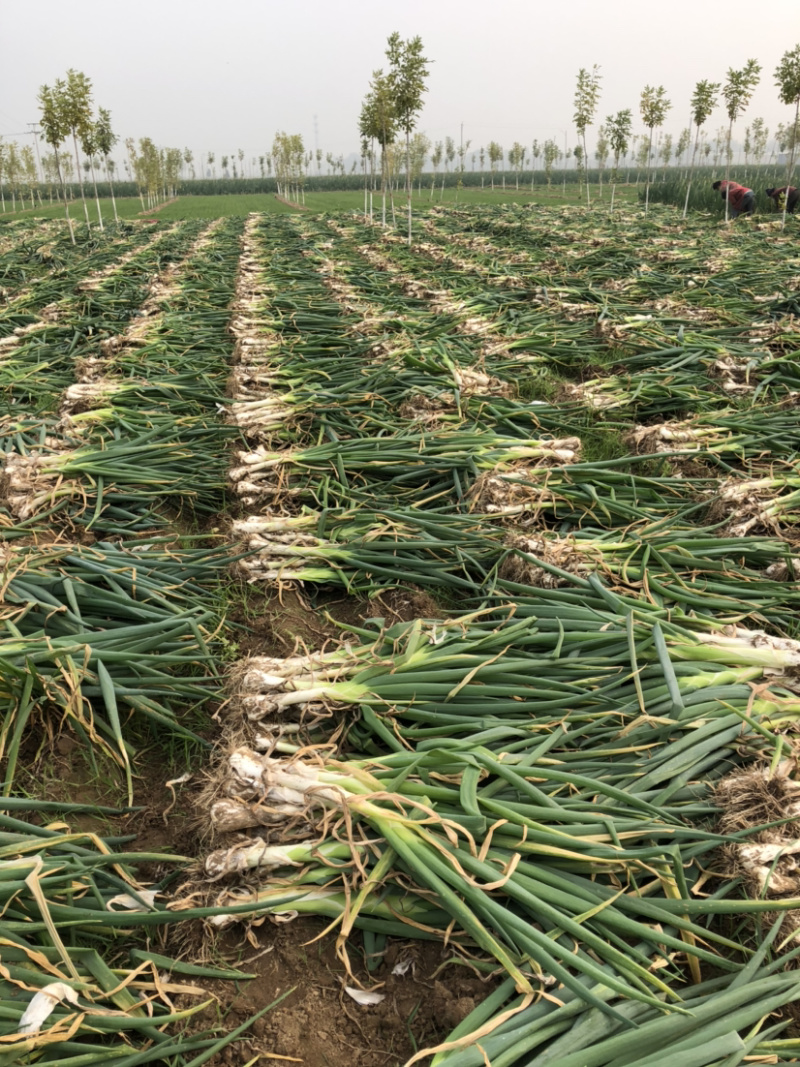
[715,765,800,945]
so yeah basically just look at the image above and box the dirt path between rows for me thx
[137,197,178,216]
[274,194,309,211]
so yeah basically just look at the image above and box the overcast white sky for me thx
[2,0,798,170]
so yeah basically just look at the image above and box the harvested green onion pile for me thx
[6,203,800,1065]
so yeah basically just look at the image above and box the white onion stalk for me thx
[737,841,800,896]
[207,886,350,928]
[208,750,533,992]
[211,797,307,832]
[237,537,322,558]
[236,562,338,584]
[223,749,348,807]
[237,684,367,722]
[62,380,123,410]
[253,724,303,747]
[629,422,727,453]
[564,382,630,410]
[234,651,364,690]
[232,514,318,535]
[674,627,800,672]
[205,837,356,878]
[236,695,331,721]
[227,399,295,429]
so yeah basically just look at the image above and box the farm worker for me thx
[711,180,755,218]
[765,186,798,214]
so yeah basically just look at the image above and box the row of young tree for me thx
[2,46,799,232]
[570,46,800,222]
[0,69,191,240]
[358,32,431,240]
[35,70,120,241]
[2,116,794,219]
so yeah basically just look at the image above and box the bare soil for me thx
[179,924,493,1067]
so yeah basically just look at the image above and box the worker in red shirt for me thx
[765,186,798,214]
[712,180,755,218]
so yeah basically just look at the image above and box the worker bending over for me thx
[765,186,798,214]
[712,180,755,218]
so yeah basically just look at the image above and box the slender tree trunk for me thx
[71,132,91,228]
[563,133,567,195]
[369,143,375,224]
[725,119,734,222]
[610,183,616,211]
[644,129,654,215]
[683,130,701,219]
[53,146,75,244]
[782,98,799,231]
[105,159,119,222]
[583,133,590,207]
[406,129,412,245]
[381,147,386,227]
[88,158,104,230]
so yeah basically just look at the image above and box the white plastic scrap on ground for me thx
[18,983,81,1033]
[344,986,385,1006]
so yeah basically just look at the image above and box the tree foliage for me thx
[573,65,601,199]
[775,44,800,182]
[573,65,602,137]
[385,32,430,138]
[640,85,671,132]
[722,59,761,126]
[690,80,719,131]
[606,110,632,181]
[542,139,560,185]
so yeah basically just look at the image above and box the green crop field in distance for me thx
[155,194,300,219]
[303,183,643,214]
[0,182,647,226]
[0,196,149,223]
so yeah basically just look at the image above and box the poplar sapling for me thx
[574,65,602,206]
[683,81,719,217]
[640,84,671,215]
[386,32,431,244]
[79,122,104,231]
[775,44,800,228]
[607,109,632,210]
[60,69,95,230]
[359,73,396,227]
[37,82,74,242]
[95,108,119,223]
[721,59,761,221]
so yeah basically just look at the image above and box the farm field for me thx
[277,183,644,215]
[0,195,290,223]
[2,196,156,223]
[3,202,800,1066]
[3,181,645,224]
